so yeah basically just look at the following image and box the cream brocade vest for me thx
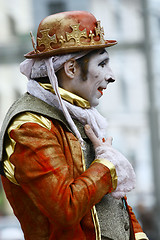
[0,93,130,240]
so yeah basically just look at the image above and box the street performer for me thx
[0,11,148,240]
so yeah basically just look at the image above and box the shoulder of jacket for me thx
[8,112,52,135]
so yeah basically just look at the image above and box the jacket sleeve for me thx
[7,114,116,227]
[124,197,149,240]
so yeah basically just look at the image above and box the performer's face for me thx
[76,49,115,107]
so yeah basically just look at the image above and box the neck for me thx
[39,82,90,109]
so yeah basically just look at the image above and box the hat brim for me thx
[24,40,117,59]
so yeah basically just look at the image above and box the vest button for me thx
[124,222,130,231]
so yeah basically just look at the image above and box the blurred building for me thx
[0,0,160,238]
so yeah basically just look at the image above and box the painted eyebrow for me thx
[99,49,107,55]
[98,57,109,66]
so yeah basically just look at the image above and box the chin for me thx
[90,100,99,107]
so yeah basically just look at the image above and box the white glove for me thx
[85,125,136,199]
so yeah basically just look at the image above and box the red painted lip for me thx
[98,87,106,95]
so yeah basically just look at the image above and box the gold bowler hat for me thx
[25,11,117,58]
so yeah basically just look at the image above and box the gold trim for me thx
[39,83,90,109]
[3,112,52,185]
[92,158,117,191]
[135,232,149,240]
[95,21,105,43]
[3,159,19,185]
[91,206,101,240]
[81,149,86,172]
[25,40,117,59]
[37,29,57,51]
[7,112,52,133]
[81,149,101,240]
[36,21,105,54]
[66,24,87,46]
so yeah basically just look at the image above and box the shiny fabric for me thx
[39,83,90,109]
[3,112,131,240]
[1,118,148,240]
[0,92,148,240]
[2,119,113,240]
[3,112,52,185]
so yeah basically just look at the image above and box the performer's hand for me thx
[85,124,136,199]
[84,124,113,148]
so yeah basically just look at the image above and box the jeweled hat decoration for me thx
[25,11,117,58]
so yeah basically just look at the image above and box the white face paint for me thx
[73,50,115,107]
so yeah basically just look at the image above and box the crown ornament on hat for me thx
[25,11,117,58]
[36,20,105,50]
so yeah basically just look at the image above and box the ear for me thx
[64,59,77,79]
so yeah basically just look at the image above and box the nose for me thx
[107,77,115,83]
[105,66,116,83]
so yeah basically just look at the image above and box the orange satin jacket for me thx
[1,111,148,240]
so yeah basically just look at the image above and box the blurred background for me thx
[0,0,160,239]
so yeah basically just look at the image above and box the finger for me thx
[84,125,101,148]
[106,136,113,146]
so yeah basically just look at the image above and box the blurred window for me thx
[48,2,66,15]
[158,17,160,34]
[8,15,16,36]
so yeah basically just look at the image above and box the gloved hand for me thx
[85,125,136,199]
